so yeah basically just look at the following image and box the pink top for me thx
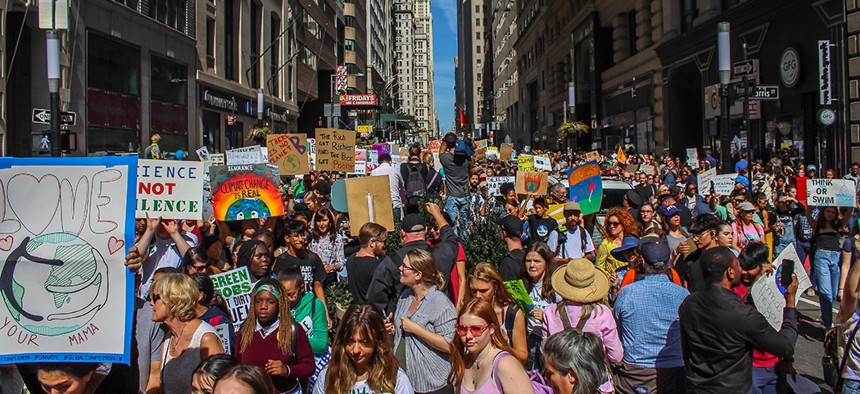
[460,351,510,394]
[542,302,623,392]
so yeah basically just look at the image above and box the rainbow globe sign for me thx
[568,163,603,215]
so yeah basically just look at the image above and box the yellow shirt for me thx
[595,238,628,274]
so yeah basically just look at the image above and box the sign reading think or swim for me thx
[806,179,855,207]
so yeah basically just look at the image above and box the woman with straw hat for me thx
[542,258,623,393]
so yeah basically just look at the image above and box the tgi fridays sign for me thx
[340,94,377,106]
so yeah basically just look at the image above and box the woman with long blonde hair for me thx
[235,278,315,393]
[315,304,414,393]
[466,263,528,363]
[447,299,534,393]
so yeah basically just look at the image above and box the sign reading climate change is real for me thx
[0,156,137,364]
[209,163,285,221]
[136,160,204,220]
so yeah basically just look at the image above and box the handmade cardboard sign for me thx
[568,163,603,215]
[697,168,717,195]
[475,146,487,161]
[686,148,698,169]
[624,164,638,174]
[316,128,356,172]
[210,267,253,332]
[712,173,738,196]
[518,155,535,172]
[515,171,548,195]
[266,134,309,176]
[209,163,285,221]
[345,176,395,236]
[226,145,264,165]
[585,150,600,162]
[137,159,204,220]
[750,244,812,329]
[639,164,656,175]
[0,156,137,364]
[196,146,210,161]
[487,176,515,196]
[428,139,443,153]
[487,147,500,161]
[807,179,855,207]
[534,155,551,171]
[210,153,225,165]
[353,149,367,175]
[500,144,514,161]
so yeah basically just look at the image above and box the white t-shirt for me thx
[370,162,404,208]
[527,282,561,336]
[556,226,595,259]
[313,367,414,394]
[139,232,198,298]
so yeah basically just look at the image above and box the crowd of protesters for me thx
[9,131,860,394]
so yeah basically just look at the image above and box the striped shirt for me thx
[393,286,457,392]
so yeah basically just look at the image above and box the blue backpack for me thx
[454,139,475,157]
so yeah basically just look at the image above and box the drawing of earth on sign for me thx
[225,199,272,221]
[567,163,603,215]
[0,233,108,336]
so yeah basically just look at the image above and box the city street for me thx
[795,293,835,393]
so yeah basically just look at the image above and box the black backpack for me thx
[405,163,426,199]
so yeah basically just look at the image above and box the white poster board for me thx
[750,244,812,329]
[487,176,515,197]
[806,179,856,207]
[136,159,205,220]
[639,164,656,175]
[210,153,225,165]
[196,146,210,161]
[210,267,253,332]
[534,155,552,171]
[686,148,698,169]
[226,145,264,165]
[697,168,717,196]
[712,173,738,196]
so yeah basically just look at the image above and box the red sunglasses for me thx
[455,324,489,337]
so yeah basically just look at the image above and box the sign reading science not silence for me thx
[209,163,285,221]
[137,160,204,220]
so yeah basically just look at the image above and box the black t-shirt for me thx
[498,248,526,282]
[678,248,707,293]
[273,251,326,292]
[346,254,381,304]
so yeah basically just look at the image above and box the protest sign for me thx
[428,139,443,152]
[137,159,204,220]
[697,168,717,195]
[624,164,639,174]
[750,244,812,329]
[500,144,514,161]
[210,153,225,165]
[568,163,603,215]
[475,146,487,161]
[316,128,356,172]
[226,145,264,165]
[585,150,600,162]
[518,155,535,172]
[515,171,548,195]
[196,146,210,161]
[616,146,627,164]
[209,163,285,221]
[547,204,567,232]
[345,176,395,236]
[210,267,253,332]
[712,173,737,196]
[0,156,137,364]
[476,139,489,148]
[261,147,268,163]
[807,179,855,207]
[352,149,367,175]
[686,148,698,169]
[639,164,656,175]
[398,147,409,157]
[503,280,534,313]
[266,134,309,176]
[371,143,391,156]
[487,176,515,196]
[487,147,500,161]
[534,155,551,171]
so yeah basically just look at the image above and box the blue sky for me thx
[431,0,456,133]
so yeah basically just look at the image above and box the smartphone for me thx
[780,259,795,288]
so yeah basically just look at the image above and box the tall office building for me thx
[393,0,437,136]
[366,0,393,99]
[490,0,517,144]
[393,0,415,118]
[456,0,488,133]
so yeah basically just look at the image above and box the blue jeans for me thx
[844,379,860,393]
[814,249,841,328]
[752,366,777,394]
[445,196,469,236]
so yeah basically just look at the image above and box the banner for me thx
[0,156,136,364]
[266,134,309,176]
[209,163,285,221]
[807,179,855,207]
[487,176,515,196]
[137,159,204,220]
[697,168,717,196]
[316,128,356,172]
[226,145,264,165]
[750,244,812,329]
[712,173,738,196]
[534,155,551,171]
[210,267,253,332]
[568,163,603,215]
[518,155,535,172]
[515,171,548,195]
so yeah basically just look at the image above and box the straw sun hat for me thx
[551,258,610,304]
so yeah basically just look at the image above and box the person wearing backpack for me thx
[400,143,428,214]
[142,133,163,159]
[440,132,473,236]
[370,153,405,217]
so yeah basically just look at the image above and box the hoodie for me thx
[291,292,328,355]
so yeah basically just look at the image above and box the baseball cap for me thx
[807,164,816,172]
[499,215,524,237]
[563,201,581,212]
[660,205,680,217]
[640,237,671,267]
[610,236,640,262]
[738,201,756,212]
[401,214,426,232]
[625,189,644,207]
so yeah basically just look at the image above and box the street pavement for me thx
[794,293,833,393]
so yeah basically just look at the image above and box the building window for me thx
[476,45,481,53]
[681,0,698,33]
[475,18,480,26]
[87,34,139,96]
[270,12,280,97]
[476,32,481,39]
[225,0,238,80]
[147,0,188,34]
[206,18,215,69]
[628,10,637,56]
[87,33,141,154]
[151,56,187,105]
[249,1,261,88]
[475,4,480,12]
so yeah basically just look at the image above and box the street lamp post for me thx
[718,22,732,173]
[47,30,61,157]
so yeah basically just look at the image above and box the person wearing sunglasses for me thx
[180,246,222,276]
[676,214,722,293]
[447,298,534,393]
[595,207,639,288]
